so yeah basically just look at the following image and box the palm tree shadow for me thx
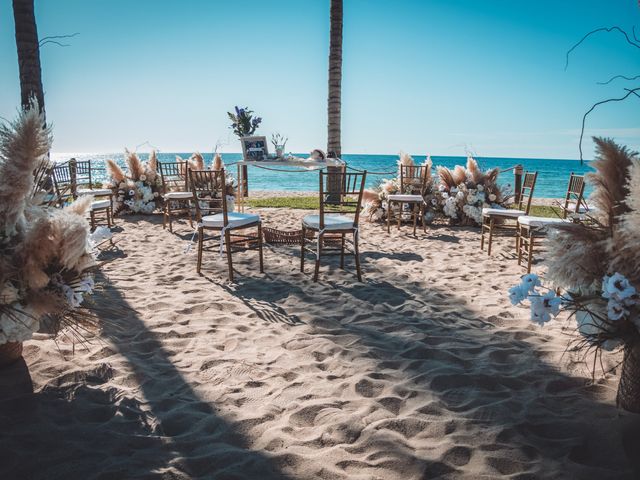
[0,273,293,480]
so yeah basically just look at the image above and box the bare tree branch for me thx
[39,40,72,48]
[565,26,640,70]
[39,32,79,48]
[597,74,640,85]
[579,87,640,162]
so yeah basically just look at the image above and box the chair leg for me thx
[167,202,173,233]
[412,203,418,235]
[397,202,402,230]
[300,226,306,273]
[354,230,363,282]
[257,223,264,273]
[196,227,203,273]
[225,229,234,282]
[422,203,427,233]
[527,230,534,273]
[313,232,322,282]
[162,205,167,230]
[487,217,494,255]
[340,233,345,269]
[386,202,392,233]
[517,226,523,266]
[187,201,193,229]
[480,216,486,250]
[89,210,96,231]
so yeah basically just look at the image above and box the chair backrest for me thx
[188,168,229,225]
[562,173,586,218]
[51,162,75,206]
[74,159,93,189]
[516,171,537,215]
[318,170,367,230]
[399,164,430,196]
[159,160,188,194]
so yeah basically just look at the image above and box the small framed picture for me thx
[240,136,269,162]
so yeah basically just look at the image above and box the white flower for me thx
[606,300,627,321]
[119,182,126,189]
[128,189,135,196]
[153,192,159,197]
[602,273,636,305]
[451,187,459,194]
[520,274,541,293]
[488,193,497,202]
[529,291,561,325]
[477,185,484,192]
[140,175,147,181]
[508,284,527,305]
[438,184,446,192]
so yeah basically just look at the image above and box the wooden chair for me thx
[301,170,367,282]
[386,165,430,235]
[516,173,586,272]
[74,159,115,225]
[52,162,112,230]
[480,171,537,255]
[189,168,263,282]
[159,160,194,232]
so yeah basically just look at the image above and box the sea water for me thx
[51,152,594,199]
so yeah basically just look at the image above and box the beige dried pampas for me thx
[609,156,640,284]
[452,165,467,185]
[146,150,158,183]
[438,166,456,189]
[125,149,145,181]
[212,153,223,171]
[188,152,205,171]
[0,105,52,238]
[106,158,126,184]
[466,156,483,184]
[588,137,635,227]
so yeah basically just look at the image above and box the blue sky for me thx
[0,0,638,159]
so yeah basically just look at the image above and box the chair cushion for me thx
[91,199,111,210]
[78,188,112,196]
[164,191,193,200]
[302,214,354,231]
[482,207,525,217]
[201,212,260,229]
[387,194,424,202]
[518,216,568,228]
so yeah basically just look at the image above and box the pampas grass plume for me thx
[125,149,145,181]
[106,159,125,184]
[212,153,223,171]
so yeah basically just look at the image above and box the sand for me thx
[1,203,639,480]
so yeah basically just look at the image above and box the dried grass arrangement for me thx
[0,105,106,353]
[362,153,510,226]
[508,137,640,412]
[105,150,162,214]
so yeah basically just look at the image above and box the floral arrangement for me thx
[434,157,510,225]
[508,137,640,412]
[105,150,162,214]
[271,133,288,158]
[361,153,510,226]
[0,104,105,350]
[227,106,262,138]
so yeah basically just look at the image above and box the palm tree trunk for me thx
[12,0,45,117]
[327,0,342,158]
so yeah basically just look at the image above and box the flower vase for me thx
[616,339,640,413]
[0,341,23,368]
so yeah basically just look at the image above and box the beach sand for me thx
[1,204,639,479]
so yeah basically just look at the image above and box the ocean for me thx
[51,152,594,199]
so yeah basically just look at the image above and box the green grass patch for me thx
[247,196,564,219]
[246,196,319,209]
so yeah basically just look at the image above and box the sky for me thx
[0,0,639,159]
